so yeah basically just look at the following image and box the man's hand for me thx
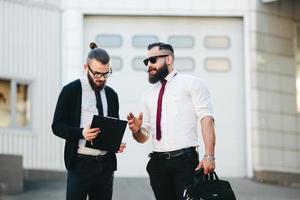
[195,156,215,174]
[127,112,143,134]
[82,124,100,142]
[117,142,126,153]
[127,112,149,143]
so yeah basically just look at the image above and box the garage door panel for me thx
[84,16,245,177]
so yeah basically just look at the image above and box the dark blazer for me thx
[51,79,119,171]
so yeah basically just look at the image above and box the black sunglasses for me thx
[143,55,169,66]
[88,65,112,79]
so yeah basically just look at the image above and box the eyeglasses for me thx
[88,65,112,79]
[143,55,169,66]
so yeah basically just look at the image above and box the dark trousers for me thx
[66,155,114,200]
[147,150,199,200]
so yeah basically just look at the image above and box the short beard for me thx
[87,73,106,91]
[148,62,169,84]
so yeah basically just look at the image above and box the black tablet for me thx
[85,115,127,152]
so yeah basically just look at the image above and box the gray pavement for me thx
[2,178,300,200]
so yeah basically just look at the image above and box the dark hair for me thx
[147,42,174,54]
[87,42,110,65]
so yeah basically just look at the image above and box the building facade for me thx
[0,0,62,184]
[0,0,300,186]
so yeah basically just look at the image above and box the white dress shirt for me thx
[142,70,214,152]
[77,74,107,156]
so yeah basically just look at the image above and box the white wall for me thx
[251,0,300,173]
[0,0,63,170]
[61,0,251,86]
[1,0,298,178]
[62,0,253,177]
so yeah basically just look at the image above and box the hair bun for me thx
[89,42,98,49]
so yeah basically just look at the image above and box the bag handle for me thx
[194,168,219,185]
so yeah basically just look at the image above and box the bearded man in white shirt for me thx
[127,42,216,200]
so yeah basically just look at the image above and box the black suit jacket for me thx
[51,79,119,171]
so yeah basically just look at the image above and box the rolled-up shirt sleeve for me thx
[189,78,214,121]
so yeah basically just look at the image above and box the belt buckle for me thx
[165,152,171,160]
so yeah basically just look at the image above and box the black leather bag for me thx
[183,169,236,200]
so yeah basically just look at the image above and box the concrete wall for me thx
[251,0,300,183]
[0,155,22,194]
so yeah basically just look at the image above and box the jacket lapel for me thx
[104,86,113,117]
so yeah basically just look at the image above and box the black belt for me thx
[77,153,105,160]
[149,147,196,160]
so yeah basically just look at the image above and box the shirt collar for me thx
[81,73,90,89]
[164,69,178,82]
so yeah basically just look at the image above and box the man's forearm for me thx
[132,128,149,143]
[201,116,216,156]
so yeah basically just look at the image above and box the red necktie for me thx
[156,79,167,141]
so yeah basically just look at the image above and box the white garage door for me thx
[84,16,246,177]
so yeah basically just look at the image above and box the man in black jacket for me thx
[52,42,125,200]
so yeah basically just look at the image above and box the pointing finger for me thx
[138,112,143,120]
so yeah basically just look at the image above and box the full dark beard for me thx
[148,62,169,84]
[87,73,106,91]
